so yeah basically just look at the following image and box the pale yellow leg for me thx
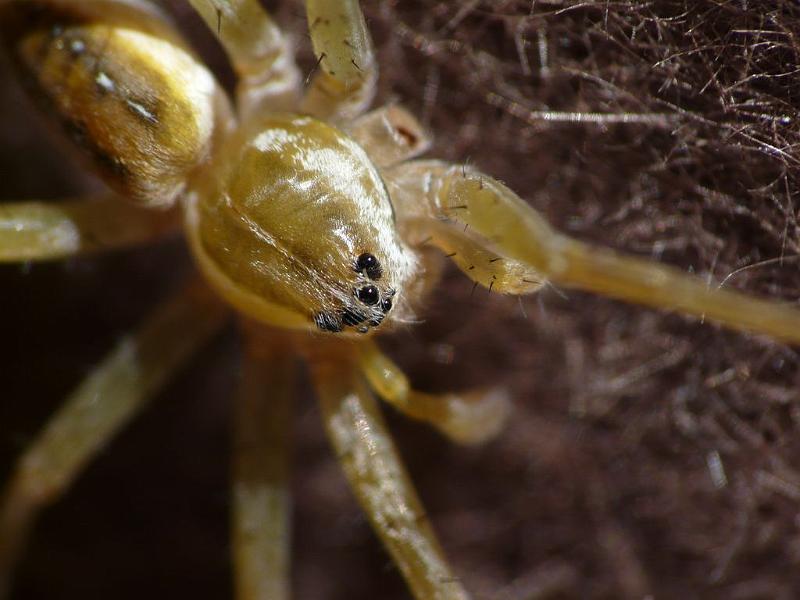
[232,325,294,600]
[0,196,179,262]
[385,161,547,295]
[0,280,228,598]
[343,105,432,168]
[301,0,377,121]
[311,353,469,600]
[386,160,800,346]
[357,340,510,445]
[187,0,301,116]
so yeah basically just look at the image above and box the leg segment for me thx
[0,196,179,262]
[385,160,548,295]
[232,325,294,600]
[344,105,432,168]
[386,160,800,346]
[187,0,301,116]
[301,0,377,121]
[0,280,228,597]
[311,353,469,600]
[357,341,510,445]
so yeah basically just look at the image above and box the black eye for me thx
[381,298,392,313]
[355,253,382,280]
[357,285,380,305]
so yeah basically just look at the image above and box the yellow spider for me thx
[1,1,799,598]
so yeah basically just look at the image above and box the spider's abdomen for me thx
[186,113,417,335]
[0,0,230,208]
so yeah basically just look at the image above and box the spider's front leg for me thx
[188,0,376,121]
[311,348,470,600]
[357,340,510,445]
[300,0,377,121]
[386,161,800,345]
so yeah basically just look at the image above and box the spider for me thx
[1,3,797,597]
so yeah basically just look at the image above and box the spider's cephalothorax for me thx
[3,1,800,599]
[186,113,417,336]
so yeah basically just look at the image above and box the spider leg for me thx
[0,195,179,262]
[311,352,470,600]
[357,340,510,445]
[186,0,302,117]
[301,0,377,121]
[0,280,229,598]
[344,105,433,168]
[232,325,294,600]
[386,160,800,346]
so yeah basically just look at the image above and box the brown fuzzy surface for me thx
[3,1,800,599]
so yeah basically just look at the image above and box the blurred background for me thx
[2,1,800,598]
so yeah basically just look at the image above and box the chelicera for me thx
[1,1,800,599]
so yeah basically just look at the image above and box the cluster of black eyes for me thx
[355,253,391,312]
[314,253,394,333]
[356,286,393,313]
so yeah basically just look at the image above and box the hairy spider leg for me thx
[187,0,302,117]
[301,0,377,121]
[232,325,294,600]
[386,160,800,346]
[357,340,511,445]
[311,350,470,600]
[0,280,229,599]
[0,194,180,262]
[187,0,378,120]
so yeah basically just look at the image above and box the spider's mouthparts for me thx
[343,307,369,326]
[315,288,395,334]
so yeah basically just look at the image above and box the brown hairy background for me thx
[2,1,800,598]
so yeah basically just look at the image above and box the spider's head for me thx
[189,113,418,336]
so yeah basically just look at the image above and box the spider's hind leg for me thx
[187,0,301,117]
[0,195,179,262]
[0,280,228,598]
[386,160,800,346]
